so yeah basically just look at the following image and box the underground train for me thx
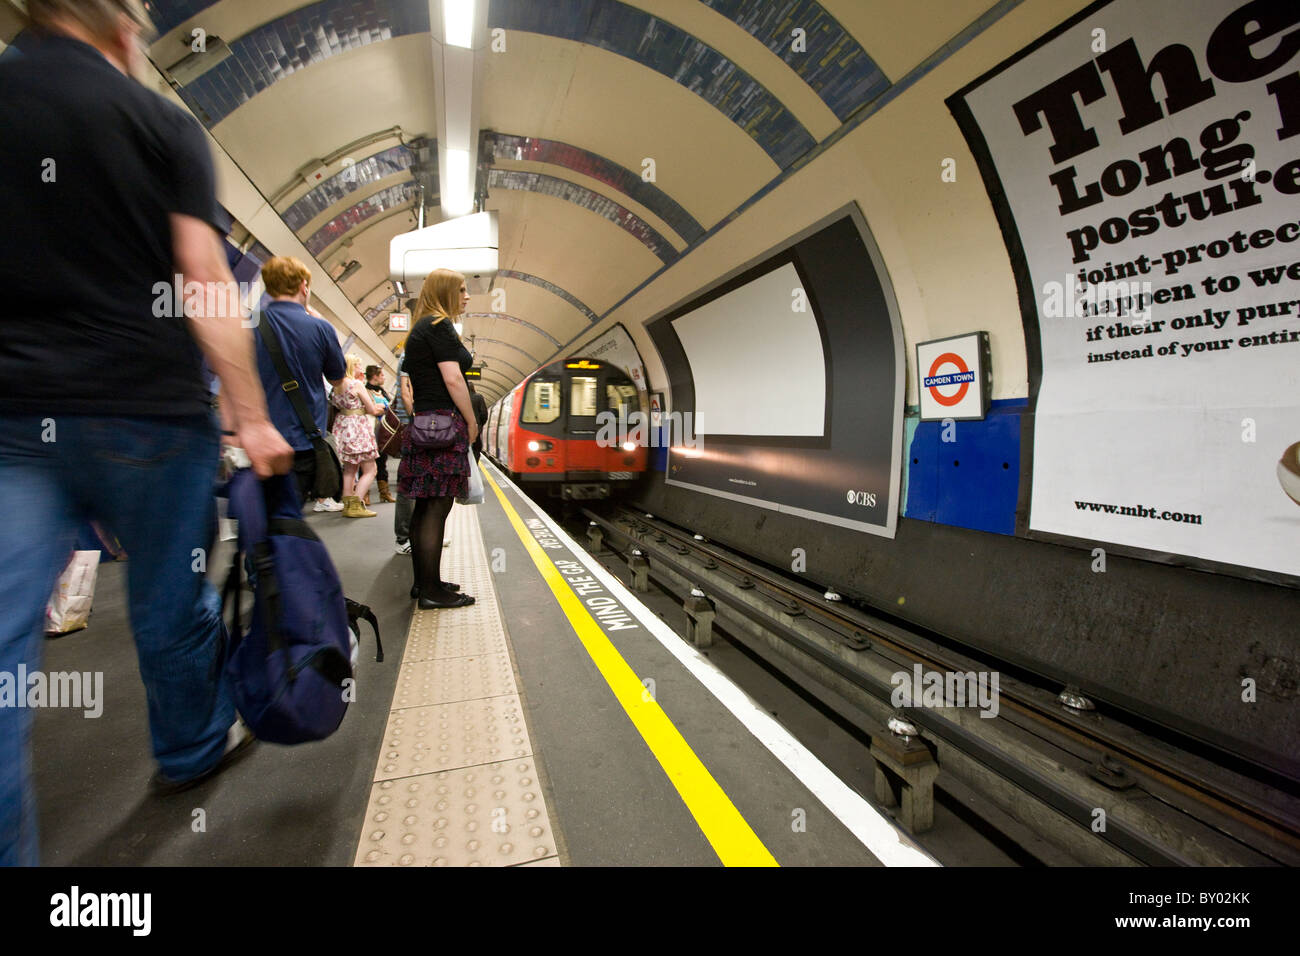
[484,357,648,499]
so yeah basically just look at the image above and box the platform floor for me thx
[31,460,934,867]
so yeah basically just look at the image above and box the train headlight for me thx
[621,441,637,452]
[527,440,553,452]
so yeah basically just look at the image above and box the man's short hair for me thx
[261,256,312,298]
[364,365,381,380]
[27,0,150,38]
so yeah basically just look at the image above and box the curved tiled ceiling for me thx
[305,181,419,256]
[283,143,424,231]
[495,271,598,325]
[174,0,429,126]
[138,0,1000,397]
[490,0,814,168]
[486,133,704,244]
[696,0,887,121]
[488,170,678,266]
[463,312,562,349]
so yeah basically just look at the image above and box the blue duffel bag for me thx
[220,468,362,744]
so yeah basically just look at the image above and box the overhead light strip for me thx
[444,0,475,49]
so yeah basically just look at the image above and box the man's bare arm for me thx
[171,213,292,476]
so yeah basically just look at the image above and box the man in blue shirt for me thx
[253,256,346,510]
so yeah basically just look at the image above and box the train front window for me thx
[522,379,561,424]
[606,382,637,414]
[570,376,598,417]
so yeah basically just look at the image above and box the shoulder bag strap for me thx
[256,317,324,441]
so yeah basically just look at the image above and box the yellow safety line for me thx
[483,469,778,867]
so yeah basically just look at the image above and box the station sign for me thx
[387,312,409,332]
[465,366,482,380]
[916,332,991,421]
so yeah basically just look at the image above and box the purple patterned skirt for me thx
[398,408,470,499]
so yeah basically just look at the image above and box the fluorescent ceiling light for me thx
[444,0,474,49]
[443,148,473,216]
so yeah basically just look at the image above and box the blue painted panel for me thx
[651,439,668,473]
[904,398,1024,535]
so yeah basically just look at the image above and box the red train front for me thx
[484,357,648,499]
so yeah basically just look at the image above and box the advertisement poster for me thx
[950,0,1300,578]
[647,207,904,536]
[577,322,650,401]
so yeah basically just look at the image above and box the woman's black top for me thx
[404,315,472,413]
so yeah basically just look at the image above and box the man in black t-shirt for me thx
[468,382,489,462]
[0,0,293,865]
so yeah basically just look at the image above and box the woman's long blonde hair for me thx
[343,353,364,380]
[413,268,466,325]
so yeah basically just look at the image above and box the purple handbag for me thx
[409,410,458,449]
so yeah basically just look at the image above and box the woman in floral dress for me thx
[331,354,383,517]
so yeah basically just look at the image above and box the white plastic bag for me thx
[45,550,100,636]
[458,450,485,505]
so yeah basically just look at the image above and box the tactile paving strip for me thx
[356,501,561,867]
[392,653,516,708]
[403,620,510,662]
[373,696,533,780]
[355,758,556,867]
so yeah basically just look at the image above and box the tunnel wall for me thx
[593,0,1300,774]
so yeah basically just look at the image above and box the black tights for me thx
[411,496,455,601]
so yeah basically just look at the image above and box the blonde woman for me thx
[399,268,477,609]
[331,353,383,517]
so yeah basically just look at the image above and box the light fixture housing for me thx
[165,36,233,85]
[390,210,498,289]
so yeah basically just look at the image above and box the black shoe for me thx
[150,722,256,796]
[410,582,460,599]
[417,592,475,610]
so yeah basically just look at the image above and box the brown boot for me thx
[378,480,396,503]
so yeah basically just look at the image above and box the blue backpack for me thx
[221,469,380,744]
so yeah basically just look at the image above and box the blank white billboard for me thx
[671,262,826,436]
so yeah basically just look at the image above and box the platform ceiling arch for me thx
[134,0,1002,393]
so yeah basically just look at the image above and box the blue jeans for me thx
[0,415,234,866]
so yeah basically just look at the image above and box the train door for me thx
[565,367,603,471]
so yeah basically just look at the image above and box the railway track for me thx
[575,504,1300,866]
